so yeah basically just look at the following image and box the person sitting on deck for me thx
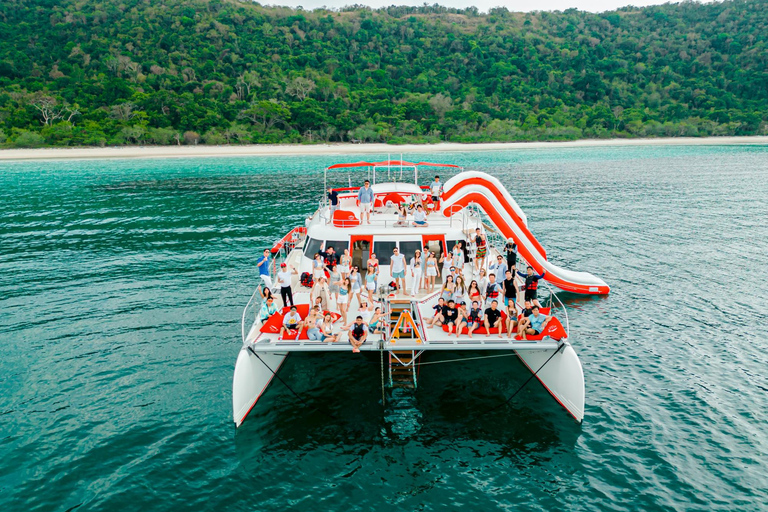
[258,296,278,323]
[505,302,519,338]
[484,300,504,338]
[412,205,428,227]
[349,316,368,353]
[320,313,338,343]
[484,273,503,309]
[368,307,385,334]
[358,180,374,224]
[443,299,459,335]
[279,306,302,339]
[458,300,484,338]
[518,305,552,340]
[518,266,546,307]
[303,306,323,341]
[425,298,446,328]
[394,204,408,227]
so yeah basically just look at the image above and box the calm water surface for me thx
[1,146,767,511]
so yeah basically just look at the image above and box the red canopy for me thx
[326,161,374,169]
[326,161,460,169]
[416,162,462,168]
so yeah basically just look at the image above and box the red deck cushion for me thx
[382,192,405,206]
[259,306,341,338]
[333,209,360,227]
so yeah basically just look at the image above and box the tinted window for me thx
[304,237,323,258]
[373,240,397,265]
[325,240,349,254]
[399,241,422,262]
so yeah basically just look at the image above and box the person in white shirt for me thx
[409,249,423,296]
[412,205,428,227]
[429,175,442,211]
[279,306,302,339]
[390,247,406,293]
[277,262,298,307]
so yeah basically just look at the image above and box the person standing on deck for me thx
[502,269,518,307]
[489,255,508,282]
[504,239,517,272]
[518,266,546,307]
[429,175,443,212]
[484,273,503,309]
[318,242,339,269]
[474,228,487,273]
[390,247,407,293]
[256,249,273,290]
[277,262,298,307]
[409,249,423,296]
[357,179,374,224]
[327,187,339,224]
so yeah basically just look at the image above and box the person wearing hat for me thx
[277,262,298,307]
[504,238,517,272]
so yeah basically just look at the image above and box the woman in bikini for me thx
[338,249,351,280]
[441,274,455,302]
[320,313,338,343]
[426,252,439,292]
[467,279,482,305]
[334,277,352,324]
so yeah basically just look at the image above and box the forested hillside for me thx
[1,0,767,147]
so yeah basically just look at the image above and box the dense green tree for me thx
[0,0,767,147]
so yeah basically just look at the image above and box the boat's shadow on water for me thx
[233,351,581,471]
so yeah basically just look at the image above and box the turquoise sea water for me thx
[1,145,767,511]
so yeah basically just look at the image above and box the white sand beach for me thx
[1,136,767,161]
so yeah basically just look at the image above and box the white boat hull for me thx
[232,347,287,427]
[515,342,585,422]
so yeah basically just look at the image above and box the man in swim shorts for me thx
[390,246,406,293]
[357,180,374,224]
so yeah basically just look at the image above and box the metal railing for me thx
[240,229,307,346]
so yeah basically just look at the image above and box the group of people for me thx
[327,175,444,226]
[254,175,554,349]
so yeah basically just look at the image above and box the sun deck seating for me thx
[259,305,342,340]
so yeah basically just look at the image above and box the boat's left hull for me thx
[232,347,287,427]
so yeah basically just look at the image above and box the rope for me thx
[380,343,386,406]
[247,346,338,420]
[473,342,565,418]
[413,352,519,367]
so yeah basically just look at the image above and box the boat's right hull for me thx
[515,342,585,422]
[232,347,287,427]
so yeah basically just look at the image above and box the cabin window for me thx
[399,241,422,261]
[373,240,397,265]
[304,237,323,258]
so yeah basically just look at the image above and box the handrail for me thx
[241,287,262,345]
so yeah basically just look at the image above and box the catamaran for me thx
[233,161,609,427]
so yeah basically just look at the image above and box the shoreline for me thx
[1,136,767,161]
